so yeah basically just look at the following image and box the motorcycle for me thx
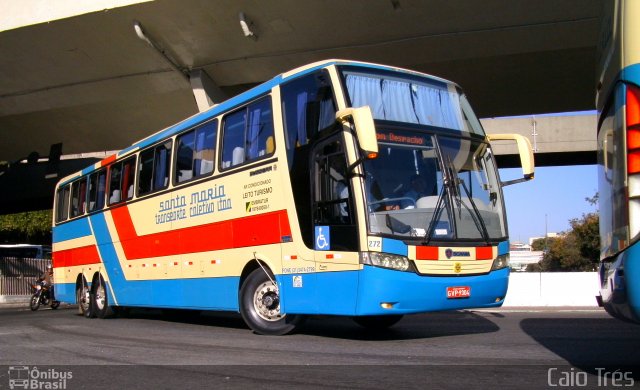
[30,279,60,311]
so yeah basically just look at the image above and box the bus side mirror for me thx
[336,106,379,159]
[486,133,535,186]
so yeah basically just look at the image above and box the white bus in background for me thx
[0,244,51,259]
[596,0,640,323]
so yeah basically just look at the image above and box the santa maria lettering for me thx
[156,195,187,224]
[191,184,226,205]
[155,184,233,225]
[190,184,232,217]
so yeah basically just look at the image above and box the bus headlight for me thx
[491,254,510,271]
[360,252,412,272]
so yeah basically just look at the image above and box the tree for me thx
[0,210,52,244]
[570,212,600,264]
[527,194,600,272]
[534,212,599,272]
[531,237,551,251]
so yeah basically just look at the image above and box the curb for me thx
[0,295,30,304]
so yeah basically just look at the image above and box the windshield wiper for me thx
[423,154,458,245]
[445,156,463,219]
[423,183,447,245]
[443,154,490,244]
[424,154,490,245]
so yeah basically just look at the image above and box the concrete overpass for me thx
[0,1,602,213]
[482,112,596,167]
[0,0,603,164]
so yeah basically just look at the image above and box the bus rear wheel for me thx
[76,279,90,316]
[240,268,303,335]
[353,315,404,330]
[92,275,114,319]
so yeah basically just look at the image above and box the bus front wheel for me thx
[240,268,303,335]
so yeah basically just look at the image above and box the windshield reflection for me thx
[364,130,506,242]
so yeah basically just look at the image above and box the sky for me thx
[499,164,598,244]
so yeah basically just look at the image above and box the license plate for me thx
[447,286,470,299]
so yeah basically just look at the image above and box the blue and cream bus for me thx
[52,60,533,334]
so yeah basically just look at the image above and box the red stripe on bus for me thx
[475,246,494,260]
[416,246,439,260]
[110,206,292,260]
[52,245,101,268]
[100,154,117,167]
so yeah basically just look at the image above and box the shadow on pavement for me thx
[112,307,249,331]
[109,307,500,340]
[520,316,640,374]
[297,310,500,341]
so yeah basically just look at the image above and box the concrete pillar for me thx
[189,69,226,112]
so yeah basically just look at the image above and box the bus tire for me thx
[353,315,404,330]
[240,268,303,335]
[92,275,114,319]
[76,278,90,316]
[84,292,95,318]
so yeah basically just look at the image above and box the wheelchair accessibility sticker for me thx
[314,226,330,251]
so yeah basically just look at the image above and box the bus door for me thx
[309,135,361,313]
[312,135,359,252]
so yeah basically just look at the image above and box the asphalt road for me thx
[0,305,638,389]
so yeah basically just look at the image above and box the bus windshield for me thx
[340,67,506,242]
[363,130,506,241]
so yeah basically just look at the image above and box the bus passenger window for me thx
[108,156,137,203]
[55,185,70,222]
[138,141,172,196]
[176,131,196,182]
[221,98,273,170]
[70,179,87,218]
[122,158,136,200]
[88,169,106,212]
[108,163,123,204]
[138,149,153,195]
[154,142,171,191]
[197,125,216,175]
[175,120,217,184]
[80,181,87,214]
[222,109,246,168]
[246,99,274,159]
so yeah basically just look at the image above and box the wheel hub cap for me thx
[253,281,283,322]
